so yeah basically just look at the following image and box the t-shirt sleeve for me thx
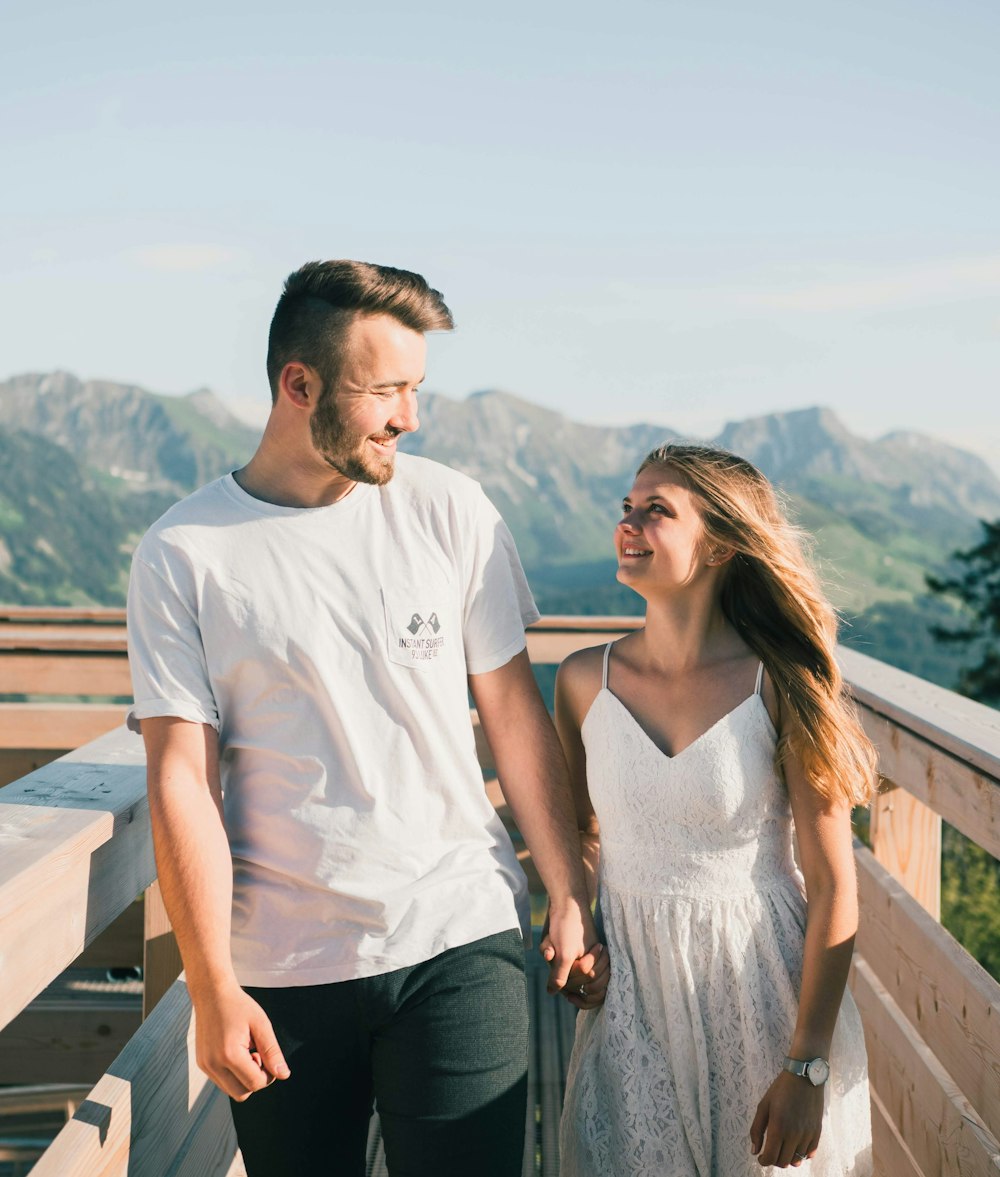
[461,488,540,676]
[126,549,220,730]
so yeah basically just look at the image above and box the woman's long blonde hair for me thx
[638,443,877,807]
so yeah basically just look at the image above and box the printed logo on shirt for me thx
[397,609,446,660]
[383,588,450,668]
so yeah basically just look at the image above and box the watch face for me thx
[808,1058,830,1086]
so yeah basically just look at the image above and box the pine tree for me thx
[927,518,1000,706]
[927,518,1000,979]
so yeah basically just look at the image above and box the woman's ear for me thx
[706,547,735,567]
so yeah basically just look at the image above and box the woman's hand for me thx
[539,933,610,1010]
[749,1070,824,1167]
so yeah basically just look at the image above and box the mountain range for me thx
[1,371,996,686]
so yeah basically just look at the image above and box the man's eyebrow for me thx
[371,374,426,389]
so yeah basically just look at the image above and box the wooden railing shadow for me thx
[1,611,999,1176]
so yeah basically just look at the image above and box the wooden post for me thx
[870,780,942,920]
[142,881,183,1020]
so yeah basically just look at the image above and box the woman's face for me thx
[616,465,717,594]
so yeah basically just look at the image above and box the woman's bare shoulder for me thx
[556,643,609,721]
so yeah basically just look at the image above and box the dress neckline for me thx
[592,640,773,760]
[591,687,775,762]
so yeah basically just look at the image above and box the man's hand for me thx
[538,898,603,995]
[192,981,291,1102]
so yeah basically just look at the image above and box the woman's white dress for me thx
[560,646,872,1176]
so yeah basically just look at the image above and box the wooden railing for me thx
[1,610,999,1176]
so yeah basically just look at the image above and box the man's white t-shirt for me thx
[127,454,539,987]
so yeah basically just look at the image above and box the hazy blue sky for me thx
[3,0,998,465]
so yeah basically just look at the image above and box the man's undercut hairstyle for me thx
[266,260,454,402]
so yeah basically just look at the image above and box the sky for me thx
[2,0,999,467]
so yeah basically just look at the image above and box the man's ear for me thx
[278,362,321,409]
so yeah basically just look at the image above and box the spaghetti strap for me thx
[602,642,614,690]
[754,661,764,696]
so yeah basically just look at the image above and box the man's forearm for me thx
[470,652,591,909]
[149,778,238,992]
[142,718,238,995]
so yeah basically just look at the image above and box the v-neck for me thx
[591,687,774,761]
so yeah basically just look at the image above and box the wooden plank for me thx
[0,749,62,789]
[854,843,1000,1144]
[0,1084,91,1118]
[162,1086,244,1177]
[0,607,126,625]
[30,977,237,1177]
[0,1000,140,1085]
[143,881,183,1020]
[870,1083,923,1177]
[526,628,635,665]
[870,782,941,919]
[0,727,153,1032]
[0,704,127,750]
[0,627,128,652]
[76,899,144,970]
[840,646,1000,785]
[0,653,132,697]
[859,703,1000,862]
[849,956,1000,1177]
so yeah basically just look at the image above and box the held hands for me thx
[750,1070,824,1168]
[192,981,291,1101]
[539,900,610,1011]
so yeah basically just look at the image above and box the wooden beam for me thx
[0,999,140,1085]
[0,626,127,652]
[75,899,144,971]
[525,626,637,665]
[858,703,1000,862]
[870,1084,923,1177]
[142,881,182,1020]
[0,727,153,1032]
[870,781,941,919]
[849,956,1000,1177]
[840,646,1000,786]
[0,749,62,789]
[0,607,126,625]
[854,842,1000,1145]
[0,704,127,750]
[0,653,132,697]
[0,1084,91,1118]
[30,978,242,1177]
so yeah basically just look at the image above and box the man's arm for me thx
[468,649,601,995]
[141,716,289,1100]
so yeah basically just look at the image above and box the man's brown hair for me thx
[266,260,454,402]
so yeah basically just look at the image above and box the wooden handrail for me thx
[2,613,1000,1176]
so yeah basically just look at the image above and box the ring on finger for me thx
[576,983,587,996]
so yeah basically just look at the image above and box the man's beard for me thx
[309,390,398,486]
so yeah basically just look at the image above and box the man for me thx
[127,260,605,1177]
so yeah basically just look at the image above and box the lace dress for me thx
[560,645,872,1176]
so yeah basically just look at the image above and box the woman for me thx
[556,444,875,1175]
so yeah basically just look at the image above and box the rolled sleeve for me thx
[462,491,540,676]
[126,552,220,730]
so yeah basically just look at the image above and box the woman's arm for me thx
[544,651,608,1009]
[554,653,602,908]
[751,688,860,1168]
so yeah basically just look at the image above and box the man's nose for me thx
[390,389,419,434]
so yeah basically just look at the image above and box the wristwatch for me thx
[783,1055,830,1086]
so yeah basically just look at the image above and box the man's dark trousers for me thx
[230,929,529,1177]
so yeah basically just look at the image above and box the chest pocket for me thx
[381,580,458,670]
